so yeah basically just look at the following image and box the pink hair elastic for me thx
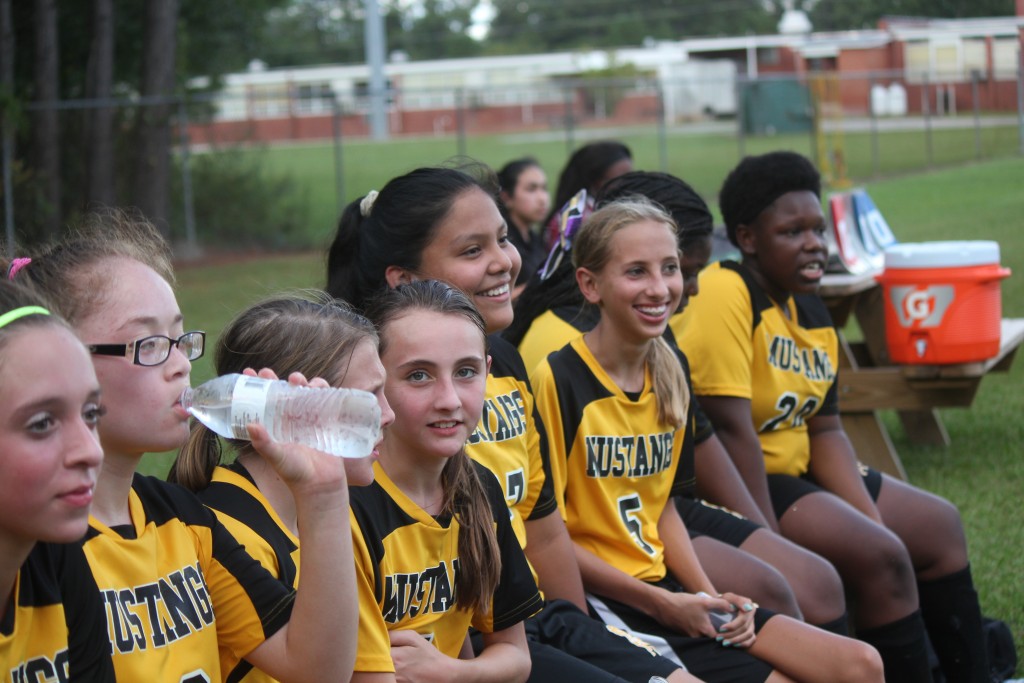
[7,257,31,281]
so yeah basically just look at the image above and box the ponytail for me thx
[169,423,223,490]
[647,336,689,430]
[443,450,501,614]
[325,198,368,305]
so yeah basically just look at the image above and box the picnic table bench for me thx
[819,271,1024,480]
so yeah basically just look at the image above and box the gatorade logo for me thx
[890,285,954,328]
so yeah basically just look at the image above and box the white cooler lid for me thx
[883,240,1000,269]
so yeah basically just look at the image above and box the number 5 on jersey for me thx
[618,494,654,555]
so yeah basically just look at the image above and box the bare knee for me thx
[847,531,915,600]
[791,553,845,625]
[841,641,885,683]
[747,563,802,620]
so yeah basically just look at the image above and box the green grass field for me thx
[160,152,1024,673]
[202,119,1022,250]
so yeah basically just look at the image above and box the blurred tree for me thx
[31,0,59,239]
[809,0,1016,31]
[84,0,114,207]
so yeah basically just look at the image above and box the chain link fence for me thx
[5,61,1024,254]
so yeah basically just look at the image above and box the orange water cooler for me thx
[876,241,1010,365]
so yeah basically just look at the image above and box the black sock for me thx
[858,610,933,683]
[918,565,990,683]
[817,611,850,637]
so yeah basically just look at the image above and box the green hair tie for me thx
[0,305,51,329]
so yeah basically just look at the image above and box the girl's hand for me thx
[389,630,453,683]
[708,591,757,649]
[244,368,348,496]
[654,590,721,638]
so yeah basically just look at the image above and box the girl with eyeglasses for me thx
[13,209,362,683]
[0,279,113,681]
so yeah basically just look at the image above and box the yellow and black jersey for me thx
[197,462,300,683]
[517,305,597,375]
[1,543,114,683]
[516,306,715,450]
[531,337,696,584]
[467,335,557,571]
[83,473,295,683]
[349,460,543,673]
[672,261,839,477]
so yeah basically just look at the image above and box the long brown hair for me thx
[366,280,501,615]
[169,291,378,490]
[572,198,689,429]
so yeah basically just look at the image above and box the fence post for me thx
[869,74,880,178]
[332,94,345,213]
[1,113,13,255]
[922,72,933,169]
[177,98,198,256]
[1018,48,1024,156]
[564,86,575,156]
[735,76,746,160]
[656,81,668,172]
[971,69,981,160]
[455,87,467,158]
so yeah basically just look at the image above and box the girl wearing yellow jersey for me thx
[345,280,541,682]
[0,279,113,682]
[510,172,848,634]
[674,151,990,683]
[327,165,701,682]
[169,292,396,683]
[16,210,361,683]
[530,198,883,683]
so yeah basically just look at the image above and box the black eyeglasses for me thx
[88,331,206,367]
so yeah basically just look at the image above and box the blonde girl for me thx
[530,198,883,683]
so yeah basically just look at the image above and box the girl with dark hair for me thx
[0,278,113,681]
[675,150,990,682]
[531,197,883,683]
[511,171,849,634]
[350,280,541,682]
[15,209,361,683]
[541,140,634,250]
[169,291,396,683]
[327,166,703,683]
[497,157,550,293]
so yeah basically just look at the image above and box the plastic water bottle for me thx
[180,374,382,459]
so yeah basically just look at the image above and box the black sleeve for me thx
[60,544,116,682]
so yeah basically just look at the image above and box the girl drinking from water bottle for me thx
[529,197,883,683]
[168,291,396,683]
[14,209,361,683]
[0,278,113,681]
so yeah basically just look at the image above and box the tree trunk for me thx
[85,0,115,208]
[133,0,178,235]
[32,0,60,239]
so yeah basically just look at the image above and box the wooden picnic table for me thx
[819,271,1024,480]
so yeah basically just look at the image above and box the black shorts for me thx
[587,576,777,683]
[677,497,762,547]
[526,599,680,683]
[472,599,680,683]
[768,465,884,521]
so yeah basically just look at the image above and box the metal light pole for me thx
[365,0,388,140]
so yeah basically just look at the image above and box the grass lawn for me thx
[194,119,1021,250]
[158,153,1024,673]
